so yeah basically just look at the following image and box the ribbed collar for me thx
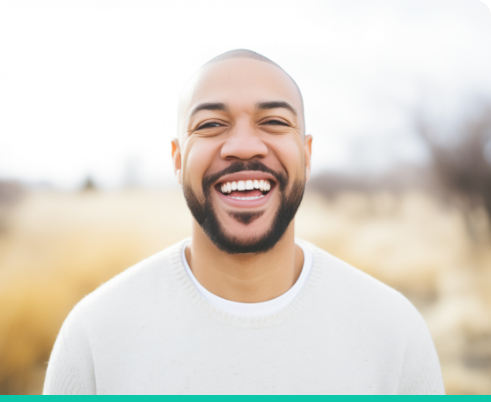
[168,238,327,329]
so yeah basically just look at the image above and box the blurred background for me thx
[1,0,491,394]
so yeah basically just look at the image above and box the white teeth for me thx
[219,179,271,194]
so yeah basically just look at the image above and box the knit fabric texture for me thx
[43,238,445,395]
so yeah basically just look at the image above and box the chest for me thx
[91,316,403,394]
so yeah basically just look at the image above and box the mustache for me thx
[202,160,288,193]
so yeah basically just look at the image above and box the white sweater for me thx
[43,239,445,395]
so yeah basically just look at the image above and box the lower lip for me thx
[215,186,275,208]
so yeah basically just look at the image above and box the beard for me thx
[182,160,305,255]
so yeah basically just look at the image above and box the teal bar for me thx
[0,396,461,399]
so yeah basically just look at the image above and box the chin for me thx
[223,222,273,242]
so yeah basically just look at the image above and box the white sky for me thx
[1,0,491,189]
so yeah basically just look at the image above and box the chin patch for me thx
[228,211,264,225]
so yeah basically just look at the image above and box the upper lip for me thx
[214,171,277,186]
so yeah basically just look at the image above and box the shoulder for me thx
[297,238,427,331]
[44,239,191,394]
[298,240,444,394]
[63,238,189,331]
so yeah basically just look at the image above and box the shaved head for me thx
[203,49,280,67]
[178,49,305,140]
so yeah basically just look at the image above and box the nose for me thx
[220,122,268,160]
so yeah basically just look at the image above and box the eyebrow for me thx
[190,102,228,117]
[256,101,297,116]
[189,100,297,118]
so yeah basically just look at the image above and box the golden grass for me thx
[0,189,490,394]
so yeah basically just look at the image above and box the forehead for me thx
[182,58,303,118]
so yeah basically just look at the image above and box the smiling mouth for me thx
[216,179,273,200]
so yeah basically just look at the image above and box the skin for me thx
[171,58,313,303]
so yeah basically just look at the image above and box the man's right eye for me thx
[196,122,222,130]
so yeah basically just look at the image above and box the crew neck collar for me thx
[181,240,313,318]
[168,238,327,329]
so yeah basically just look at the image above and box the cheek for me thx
[268,136,305,178]
[182,138,219,191]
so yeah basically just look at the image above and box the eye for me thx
[262,119,289,126]
[196,122,223,130]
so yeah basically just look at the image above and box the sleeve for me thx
[43,316,96,395]
[396,308,445,395]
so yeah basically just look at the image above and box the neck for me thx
[186,221,304,303]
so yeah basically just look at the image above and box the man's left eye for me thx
[263,120,289,126]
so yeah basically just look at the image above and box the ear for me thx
[171,138,182,185]
[304,135,313,182]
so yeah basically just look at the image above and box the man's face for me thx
[174,58,312,254]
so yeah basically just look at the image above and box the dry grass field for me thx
[0,188,490,394]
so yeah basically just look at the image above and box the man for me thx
[44,49,445,395]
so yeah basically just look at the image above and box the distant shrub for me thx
[0,181,24,233]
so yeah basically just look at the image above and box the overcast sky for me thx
[1,0,491,189]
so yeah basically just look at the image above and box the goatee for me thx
[183,160,305,254]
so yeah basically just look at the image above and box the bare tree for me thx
[416,101,491,240]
